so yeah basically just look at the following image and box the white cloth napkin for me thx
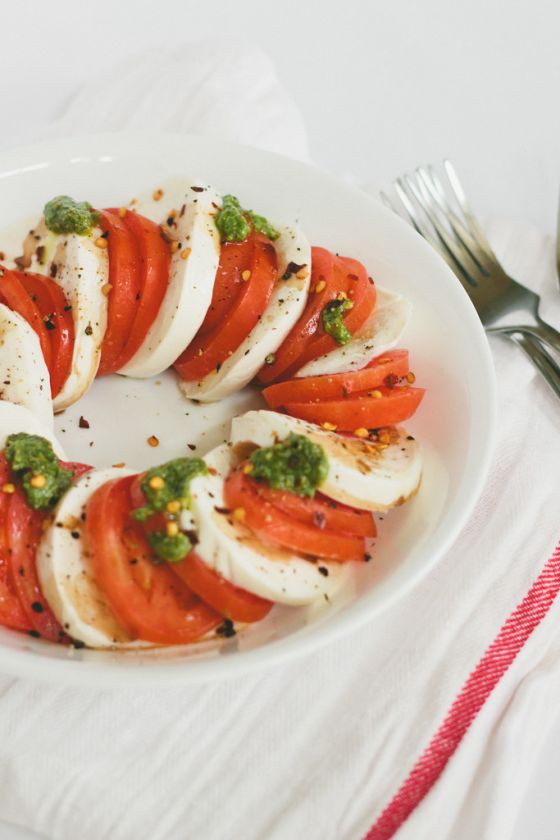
[0,42,559,840]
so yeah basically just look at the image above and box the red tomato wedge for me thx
[86,476,221,644]
[173,553,273,623]
[257,247,337,385]
[250,484,377,538]
[198,235,255,335]
[97,210,141,376]
[0,457,32,632]
[258,249,376,384]
[16,272,74,398]
[262,350,410,408]
[224,469,368,562]
[283,386,425,431]
[108,209,170,370]
[174,230,277,382]
[0,268,53,373]
[128,475,272,622]
[5,490,66,642]
[284,255,375,376]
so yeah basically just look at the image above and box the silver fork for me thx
[381,162,560,398]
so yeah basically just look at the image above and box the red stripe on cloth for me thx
[364,540,560,840]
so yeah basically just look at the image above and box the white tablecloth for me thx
[0,4,559,838]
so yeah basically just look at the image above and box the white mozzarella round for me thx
[179,224,312,402]
[118,180,221,378]
[0,303,53,428]
[48,232,109,411]
[296,286,412,377]
[229,410,422,512]
[187,444,351,606]
[0,400,65,457]
[37,467,150,649]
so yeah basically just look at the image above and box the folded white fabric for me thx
[45,41,310,163]
[0,43,559,840]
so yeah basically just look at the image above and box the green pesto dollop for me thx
[249,433,329,498]
[322,297,354,345]
[43,195,99,235]
[147,530,193,564]
[214,194,279,243]
[4,433,73,510]
[131,457,207,564]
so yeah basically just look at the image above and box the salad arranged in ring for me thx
[0,179,424,648]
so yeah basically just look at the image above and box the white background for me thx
[0,0,559,837]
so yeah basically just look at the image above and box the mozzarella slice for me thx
[296,286,412,377]
[0,303,53,428]
[187,444,352,606]
[118,180,221,378]
[48,232,109,411]
[0,400,65,457]
[37,467,150,649]
[230,410,422,512]
[179,224,311,402]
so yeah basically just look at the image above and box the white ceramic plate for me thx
[0,133,495,685]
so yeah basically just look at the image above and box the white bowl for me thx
[0,133,495,685]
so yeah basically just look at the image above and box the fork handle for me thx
[489,321,560,356]
[534,318,560,355]
[513,333,560,400]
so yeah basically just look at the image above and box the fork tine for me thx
[392,179,445,252]
[417,166,492,275]
[380,186,457,274]
[403,173,482,287]
[443,160,499,262]
[379,190,396,212]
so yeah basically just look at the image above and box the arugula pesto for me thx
[4,433,73,510]
[215,194,279,243]
[131,457,207,564]
[249,433,328,498]
[44,195,99,236]
[322,297,354,345]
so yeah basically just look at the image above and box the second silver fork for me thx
[381,162,560,398]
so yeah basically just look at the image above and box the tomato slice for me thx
[85,476,221,644]
[109,209,170,370]
[5,489,66,642]
[174,230,277,382]
[16,271,74,398]
[286,256,375,376]
[128,474,273,622]
[283,386,425,430]
[258,249,376,384]
[97,210,141,375]
[60,461,92,481]
[0,268,53,372]
[0,457,32,632]
[250,483,376,538]
[173,553,273,623]
[262,350,410,408]
[224,469,367,562]
[199,235,255,335]
[257,247,337,385]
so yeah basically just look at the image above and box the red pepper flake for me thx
[383,373,400,389]
[78,416,90,429]
[312,511,327,530]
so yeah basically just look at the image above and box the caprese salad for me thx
[0,179,425,648]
